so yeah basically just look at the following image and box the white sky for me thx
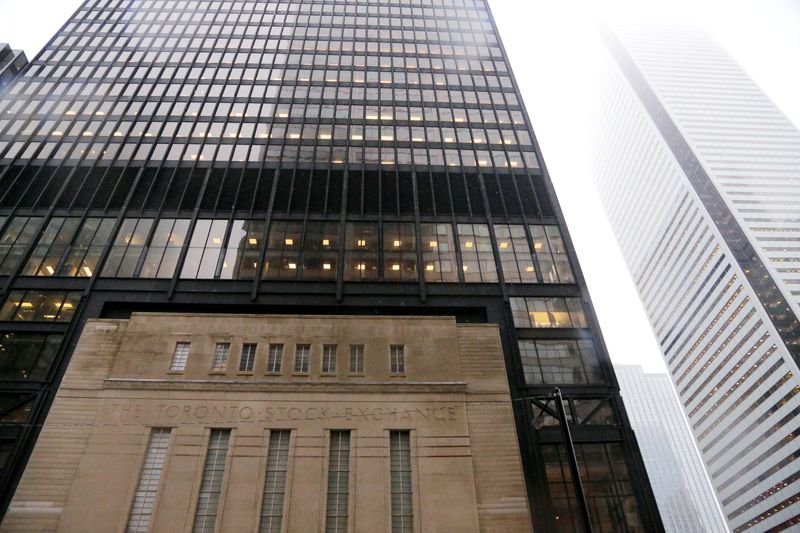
[1,0,798,373]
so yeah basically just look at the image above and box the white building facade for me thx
[592,23,800,532]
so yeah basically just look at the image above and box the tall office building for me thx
[0,1,662,531]
[592,22,800,532]
[615,365,729,533]
[0,45,28,94]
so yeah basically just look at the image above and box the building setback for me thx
[615,365,730,533]
[0,1,661,531]
[0,44,28,94]
[592,22,800,532]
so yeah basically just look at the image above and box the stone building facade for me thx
[2,313,531,532]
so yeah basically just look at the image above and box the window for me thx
[263,221,302,280]
[383,223,417,281]
[0,332,62,381]
[260,430,290,533]
[267,344,283,374]
[345,222,379,281]
[302,221,339,281]
[211,343,230,372]
[543,443,644,532]
[457,224,497,282]
[390,431,413,533]
[102,219,153,277]
[349,345,364,374]
[126,428,171,533]
[220,220,265,280]
[325,431,351,533]
[193,429,231,533]
[239,343,257,373]
[420,223,457,282]
[0,290,80,322]
[0,216,43,275]
[170,342,190,372]
[519,340,603,385]
[494,224,536,283]
[139,219,190,278]
[390,345,405,375]
[294,344,310,373]
[322,344,337,374]
[22,217,81,276]
[531,226,574,284]
[510,297,587,328]
[181,220,229,279]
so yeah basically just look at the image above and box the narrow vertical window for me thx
[260,430,290,533]
[211,342,230,372]
[193,429,231,533]
[170,342,190,371]
[390,431,413,533]
[322,344,337,374]
[349,345,364,374]
[267,344,283,373]
[239,343,257,372]
[127,428,171,533]
[390,345,405,374]
[294,344,310,373]
[325,431,351,533]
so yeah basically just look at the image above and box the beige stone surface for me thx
[1,314,532,533]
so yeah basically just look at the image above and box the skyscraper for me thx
[615,365,729,532]
[0,1,661,530]
[592,22,800,532]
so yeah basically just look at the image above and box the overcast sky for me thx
[1,0,798,374]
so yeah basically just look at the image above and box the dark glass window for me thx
[531,225,575,284]
[102,218,153,278]
[420,223,457,282]
[139,219,190,278]
[301,221,339,281]
[519,339,603,385]
[0,332,62,381]
[494,224,536,283]
[457,223,496,282]
[542,443,644,532]
[345,222,378,281]
[181,220,228,279]
[382,223,416,282]
[21,217,81,276]
[0,290,80,322]
[0,217,43,275]
[220,220,265,280]
[510,297,587,328]
[263,221,302,280]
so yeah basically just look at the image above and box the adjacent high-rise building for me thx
[0,44,28,94]
[592,22,800,532]
[615,365,730,533]
[0,1,662,530]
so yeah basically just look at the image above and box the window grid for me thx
[325,431,351,533]
[126,427,171,533]
[211,342,230,372]
[294,343,310,373]
[239,343,257,373]
[170,342,190,372]
[192,429,231,533]
[260,430,290,533]
[322,344,337,374]
[267,343,283,373]
[0,290,81,322]
[390,344,405,375]
[349,344,364,374]
[390,431,413,533]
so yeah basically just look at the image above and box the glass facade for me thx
[0,0,661,530]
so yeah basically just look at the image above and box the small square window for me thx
[239,343,257,372]
[294,344,310,373]
[390,345,405,375]
[349,345,364,374]
[170,342,190,372]
[211,342,230,372]
[267,343,283,373]
[322,344,337,374]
